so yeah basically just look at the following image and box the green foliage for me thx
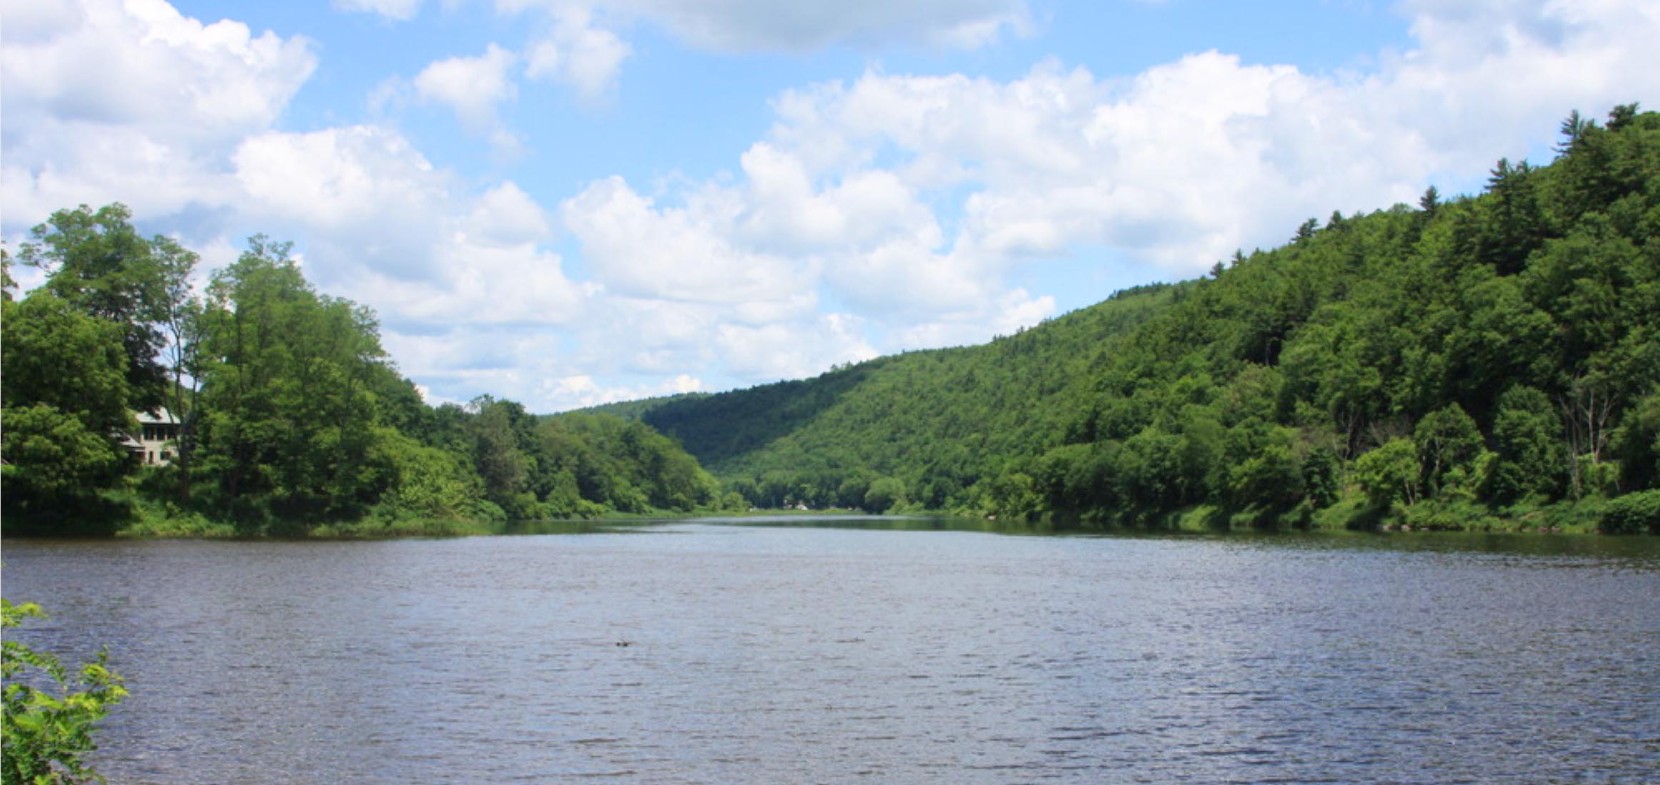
[191,237,392,524]
[863,477,906,514]
[650,288,1172,513]
[1614,389,1660,491]
[2,598,127,785]
[1597,489,1660,534]
[0,295,132,432]
[1301,448,1342,509]
[1354,438,1420,510]
[1,293,136,523]
[1413,404,1484,499]
[17,203,196,411]
[0,406,127,502]
[1486,386,1568,503]
[371,428,484,522]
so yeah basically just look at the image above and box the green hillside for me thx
[645,106,1660,532]
[644,284,1172,508]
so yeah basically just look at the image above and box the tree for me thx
[1485,386,1568,504]
[1,294,132,435]
[18,204,195,411]
[1294,217,1319,244]
[1479,158,1545,275]
[1557,371,1619,498]
[466,396,532,516]
[150,235,205,503]
[1555,109,1593,155]
[1418,185,1441,215]
[1,293,136,517]
[1607,102,1639,131]
[193,237,393,522]
[1301,447,1341,508]
[863,477,905,513]
[371,429,486,522]
[1,405,129,507]
[1354,438,1420,509]
[1613,389,1660,492]
[1414,404,1484,499]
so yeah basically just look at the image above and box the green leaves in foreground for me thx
[2,598,127,785]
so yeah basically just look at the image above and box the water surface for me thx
[5,521,1658,783]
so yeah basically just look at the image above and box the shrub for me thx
[2,599,127,785]
[1598,490,1660,534]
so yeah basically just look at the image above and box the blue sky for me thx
[5,0,1656,411]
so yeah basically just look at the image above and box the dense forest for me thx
[1,217,721,537]
[4,107,1658,536]
[637,106,1660,533]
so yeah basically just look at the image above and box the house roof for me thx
[136,408,180,425]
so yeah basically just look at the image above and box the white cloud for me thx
[561,176,819,308]
[3,0,315,137]
[0,0,316,226]
[890,288,1054,348]
[523,5,632,100]
[466,182,553,244]
[334,0,422,21]
[347,236,585,328]
[714,316,878,381]
[234,126,443,232]
[545,0,1660,386]
[601,0,1030,52]
[537,373,706,410]
[233,127,583,325]
[413,43,519,147]
[748,0,1660,286]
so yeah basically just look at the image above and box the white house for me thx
[123,409,181,466]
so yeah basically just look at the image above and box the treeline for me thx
[1,209,717,536]
[643,106,1660,532]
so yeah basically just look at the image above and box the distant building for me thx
[122,409,181,466]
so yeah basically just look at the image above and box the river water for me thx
[4,518,1658,784]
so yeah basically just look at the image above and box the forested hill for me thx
[642,106,1660,532]
[642,284,1172,502]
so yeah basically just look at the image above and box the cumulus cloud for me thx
[233,128,584,327]
[0,0,316,226]
[561,176,819,308]
[523,5,632,100]
[413,44,520,148]
[746,0,1660,283]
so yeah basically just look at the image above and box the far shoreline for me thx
[4,501,1645,541]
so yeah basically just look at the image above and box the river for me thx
[4,518,1658,784]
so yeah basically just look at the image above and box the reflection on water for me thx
[5,521,1658,784]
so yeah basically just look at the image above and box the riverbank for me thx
[98,503,876,539]
[7,490,1654,540]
